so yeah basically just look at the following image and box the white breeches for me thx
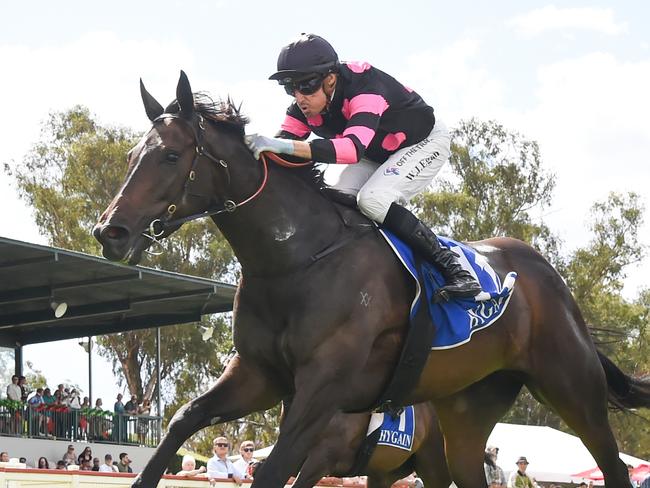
[331,120,451,223]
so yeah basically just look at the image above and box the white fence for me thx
[0,468,366,488]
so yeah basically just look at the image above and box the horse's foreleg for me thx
[132,354,281,488]
[251,371,348,488]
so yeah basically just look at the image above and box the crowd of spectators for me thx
[1,375,157,445]
[0,445,133,473]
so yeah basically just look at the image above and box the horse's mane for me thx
[165,92,327,192]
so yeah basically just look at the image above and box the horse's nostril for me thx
[100,225,130,243]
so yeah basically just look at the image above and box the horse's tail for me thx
[598,350,650,410]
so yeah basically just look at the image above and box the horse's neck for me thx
[214,164,343,275]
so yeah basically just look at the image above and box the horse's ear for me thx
[176,70,194,119]
[140,79,164,121]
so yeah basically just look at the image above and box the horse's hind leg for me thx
[132,354,281,488]
[525,347,629,487]
[435,372,523,488]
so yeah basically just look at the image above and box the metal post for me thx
[156,327,162,440]
[88,336,93,405]
[14,344,22,376]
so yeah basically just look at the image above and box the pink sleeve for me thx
[331,138,359,164]
[348,93,389,117]
[280,115,310,138]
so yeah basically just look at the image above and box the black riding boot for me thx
[383,203,482,300]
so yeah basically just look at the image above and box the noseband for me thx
[143,113,308,249]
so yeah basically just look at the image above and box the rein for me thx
[144,113,313,246]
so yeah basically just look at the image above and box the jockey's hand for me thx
[244,134,295,159]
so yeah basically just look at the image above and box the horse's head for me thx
[93,71,249,264]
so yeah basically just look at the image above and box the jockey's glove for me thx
[244,134,295,159]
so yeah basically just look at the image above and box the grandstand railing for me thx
[0,401,162,448]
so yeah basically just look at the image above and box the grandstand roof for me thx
[0,236,236,347]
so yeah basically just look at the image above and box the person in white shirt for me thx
[6,376,21,401]
[98,454,118,473]
[206,437,243,484]
[176,454,207,477]
[233,440,257,479]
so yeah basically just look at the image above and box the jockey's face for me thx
[293,73,337,118]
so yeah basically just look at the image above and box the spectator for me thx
[99,453,118,473]
[42,388,55,404]
[207,436,244,483]
[62,444,77,466]
[137,399,152,445]
[78,446,93,465]
[5,376,22,434]
[234,440,257,479]
[80,459,93,471]
[114,393,125,414]
[507,456,535,488]
[124,395,139,414]
[37,457,50,469]
[6,375,21,401]
[19,456,29,467]
[629,465,638,488]
[81,396,90,408]
[69,389,81,409]
[18,376,28,402]
[117,452,133,473]
[640,474,650,488]
[94,398,103,409]
[92,457,100,471]
[114,393,127,443]
[28,387,45,434]
[176,454,207,477]
[0,451,9,462]
[484,445,506,488]
[56,460,67,470]
[28,388,44,406]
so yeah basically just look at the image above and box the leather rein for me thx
[144,113,311,247]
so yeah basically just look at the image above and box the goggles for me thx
[281,74,324,96]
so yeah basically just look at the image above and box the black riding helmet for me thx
[269,33,339,84]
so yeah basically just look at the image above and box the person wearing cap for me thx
[484,446,506,488]
[245,33,481,301]
[507,456,534,488]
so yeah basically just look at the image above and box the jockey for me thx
[245,33,481,299]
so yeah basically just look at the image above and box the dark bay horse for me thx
[290,402,450,488]
[295,371,524,488]
[93,72,650,488]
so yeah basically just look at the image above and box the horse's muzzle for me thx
[93,223,133,261]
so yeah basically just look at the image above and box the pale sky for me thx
[1,1,649,408]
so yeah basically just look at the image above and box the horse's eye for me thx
[165,152,180,163]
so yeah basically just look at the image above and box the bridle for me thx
[143,112,310,250]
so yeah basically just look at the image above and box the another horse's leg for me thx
[132,355,281,488]
[434,372,523,488]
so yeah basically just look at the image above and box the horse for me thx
[293,371,523,488]
[286,402,450,488]
[93,71,650,488]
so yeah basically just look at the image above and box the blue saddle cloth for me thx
[380,230,517,349]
